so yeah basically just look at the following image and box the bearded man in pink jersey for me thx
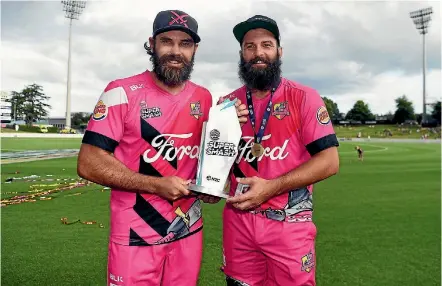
[220,15,340,286]
[77,10,221,286]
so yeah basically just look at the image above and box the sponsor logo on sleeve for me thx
[316,106,330,125]
[92,100,108,121]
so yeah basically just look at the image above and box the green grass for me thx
[0,128,26,133]
[1,138,82,151]
[1,139,440,286]
[2,123,441,141]
[334,124,441,139]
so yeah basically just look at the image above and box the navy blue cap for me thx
[233,15,280,45]
[152,10,200,43]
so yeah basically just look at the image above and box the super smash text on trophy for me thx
[188,99,242,198]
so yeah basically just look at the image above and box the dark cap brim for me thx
[153,25,201,43]
[233,20,279,45]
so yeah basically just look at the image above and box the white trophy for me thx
[188,98,242,198]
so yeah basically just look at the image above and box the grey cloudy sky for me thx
[2,0,441,117]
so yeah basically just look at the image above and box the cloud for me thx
[1,0,440,117]
[329,69,441,115]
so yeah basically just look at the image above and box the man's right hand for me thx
[235,99,249,126]
[152,176,192,201]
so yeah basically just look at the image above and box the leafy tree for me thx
[322,97,340,121]
[393,95,415,124]
[345,100,375,121]
[430,101,441,125]
[71,112,92,128]
[8,91,26,121]
[10,84,51,126]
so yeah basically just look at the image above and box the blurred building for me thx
[0,91,12,123]
[48,117,67,129]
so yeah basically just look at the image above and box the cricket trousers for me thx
[222,205,317,286]
[107,230,203,286]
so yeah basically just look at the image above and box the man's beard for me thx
[150,48,195,87]
[238,52,282,91]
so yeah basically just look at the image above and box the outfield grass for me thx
[1,123,441,141]
[1,138,440,286]
[1,138,81,152]
[334,124,441,139]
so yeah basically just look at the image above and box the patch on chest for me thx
[272,101,290,120]
[190,101,203,119]
[140,101,162,119]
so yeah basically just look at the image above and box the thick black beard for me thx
[150,48,195,87]
[238,52,282,91]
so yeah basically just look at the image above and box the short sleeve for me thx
[81,81,129,153]
[301,89,339,156]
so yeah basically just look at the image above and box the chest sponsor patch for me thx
[140,101,162,119]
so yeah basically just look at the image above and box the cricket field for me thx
[1,137,440,286]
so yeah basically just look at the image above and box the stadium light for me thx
[61,1,86,129]
[409,6,433,125]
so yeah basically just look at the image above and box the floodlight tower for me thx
[410,7,433,125]
[61,1,86,129]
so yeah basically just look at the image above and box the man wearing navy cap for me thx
[219,15,340,285]
[78,9,222,286]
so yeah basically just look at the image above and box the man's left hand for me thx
[226,176,278,211]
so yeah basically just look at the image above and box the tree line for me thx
[6,83,442,127]
[322,95,441,125]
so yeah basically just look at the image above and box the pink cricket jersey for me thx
[220,77,339,222]
[82,70,212,245]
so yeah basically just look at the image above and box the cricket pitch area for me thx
[1,137,440,286]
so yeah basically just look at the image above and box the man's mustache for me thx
[159,54,187,65]
[248,57,271,65]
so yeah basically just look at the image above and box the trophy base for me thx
[188,183,230,199]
